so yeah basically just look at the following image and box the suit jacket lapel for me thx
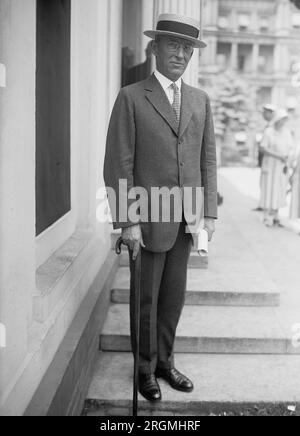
[179,82,193,138]
[145,74,179,137]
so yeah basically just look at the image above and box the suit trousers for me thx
[128,216,193,375]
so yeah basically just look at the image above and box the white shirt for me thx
[154,70,182,107]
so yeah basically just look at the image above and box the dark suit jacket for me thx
[126,60,152,86]
[104,74,218,252]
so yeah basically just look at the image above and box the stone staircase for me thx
[83,178,300,416]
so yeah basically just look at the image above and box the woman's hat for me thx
[262,104,276,112]
[144,13,206,48]
[273,109,289,124]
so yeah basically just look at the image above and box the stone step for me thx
[100,304,295,355]
[111,267,280,307]
[84,352,300,416]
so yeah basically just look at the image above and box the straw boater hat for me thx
[144,13,206,49]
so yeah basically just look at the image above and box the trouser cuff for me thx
[156,360,174,371]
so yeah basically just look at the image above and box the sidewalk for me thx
[219,169,300,346]
[219,167,300,234]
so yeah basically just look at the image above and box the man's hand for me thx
[204,218,216,242]
[122,224,145,260]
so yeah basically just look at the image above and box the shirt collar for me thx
[154,70,182,92]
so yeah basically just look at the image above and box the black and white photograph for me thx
[1,0,300,418]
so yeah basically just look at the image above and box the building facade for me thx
[0,0,202,416]
[202,0,300,107]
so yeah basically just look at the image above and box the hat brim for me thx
[274,115,288,124]
[144,30,206,48]
[262,105,276,112]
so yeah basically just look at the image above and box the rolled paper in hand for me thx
[197,229,208,257]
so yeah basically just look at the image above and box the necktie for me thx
[171,83,181,127]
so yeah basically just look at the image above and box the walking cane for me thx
[115,236,141,417]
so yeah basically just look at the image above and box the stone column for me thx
[274,41,289,75]
[231,42,238,71]
[142,0,155,60]
[252,43,259,73]
[0,0,36,412]
[206,37,217,66]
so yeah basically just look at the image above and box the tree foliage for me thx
[200,71,258,137]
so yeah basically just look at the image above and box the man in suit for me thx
[125,42,153,86]
[104,13,217,402]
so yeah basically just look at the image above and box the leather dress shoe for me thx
[139,373,162,402]
[155,367,194,392]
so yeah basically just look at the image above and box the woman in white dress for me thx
[290,152,300,220]
[260,109,295,227]
[289,110,300,220]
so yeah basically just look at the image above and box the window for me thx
[36,0,71,236]
[258,56,267,72]
[218,15,229,29]
[258,45,274,74]
[260,17,269,31]
[292,13,300,28]
[238,55,246,72]
[217,42,231,69]
[237,44,252,73]
[238,14,250,31]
